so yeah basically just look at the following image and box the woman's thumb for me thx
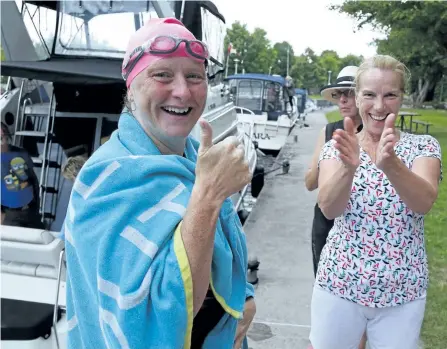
[198,119,213,153]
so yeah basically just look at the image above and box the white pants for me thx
[310,285,426,349]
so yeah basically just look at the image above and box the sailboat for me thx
[0,1,258,347]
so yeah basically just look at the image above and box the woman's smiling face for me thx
[131,56,208,138]
[357,68,403,137]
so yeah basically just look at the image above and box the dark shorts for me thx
[311,204,334,276]
[1,201,44,229]
[191,288,226,348]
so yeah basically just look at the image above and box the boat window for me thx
[263,82,284,112]
[14,0,54,59]
[14,0,176,59]
[236,80,263,112]
[55,1,164,58]
[201,7,225,86]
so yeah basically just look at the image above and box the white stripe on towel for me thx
[97,266,153,310]
[67,315,78,332]
[74,161,121,200]
[99,308,130,349]
[138,183,186,222]
[64,223,75,247]
[121,226,158,259]
[68,198,75,223]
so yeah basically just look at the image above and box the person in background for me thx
[310,54,442,349]
[1,122,44,228]
[285,75,295,111]
[306,66,363,274]
[305,65,366,349]
[62,18,255,349]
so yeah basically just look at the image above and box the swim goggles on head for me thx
[122,35,213,81]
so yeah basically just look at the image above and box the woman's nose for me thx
[171,76,191,100]
[374,97,385,112]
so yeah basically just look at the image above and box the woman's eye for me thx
[187,74,205,82]
[152,72,172,79]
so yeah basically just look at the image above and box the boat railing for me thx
[53,248,66,349]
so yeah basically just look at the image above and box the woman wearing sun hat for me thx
[306,66,363,276]
[62,17,255,349]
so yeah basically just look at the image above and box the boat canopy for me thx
[225,73,286,86]
[2,0,225,84]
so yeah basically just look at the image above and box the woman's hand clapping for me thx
[332,118,360,172]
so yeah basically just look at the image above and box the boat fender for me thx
[247,256,260,285]
[251,165,264,198]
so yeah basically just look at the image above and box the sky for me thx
[214,0,387,58]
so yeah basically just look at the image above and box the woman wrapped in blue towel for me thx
[62,17,255,349]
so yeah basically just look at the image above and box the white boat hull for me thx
[237,112,297,152]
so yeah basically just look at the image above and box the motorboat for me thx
[225,73,300,154]
[0,1,258,348]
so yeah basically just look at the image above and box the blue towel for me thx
[62,111,254,349]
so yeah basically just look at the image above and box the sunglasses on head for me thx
[122,35,223,81]
[331,89,354,99]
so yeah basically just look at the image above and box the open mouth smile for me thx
[161,106,192,116]
[369,113,390,121]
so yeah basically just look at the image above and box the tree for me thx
[339,54,363,69]
[331,0,447,106]
[291,48,327,91]
[273,41,295,77]
[224,22,276,75]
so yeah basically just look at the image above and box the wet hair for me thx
[355,55,411,94]
[123,93,132,111]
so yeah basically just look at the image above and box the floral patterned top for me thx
[317,132,442,308]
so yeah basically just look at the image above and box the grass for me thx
[325,108,447,349]
[309,94,324,100]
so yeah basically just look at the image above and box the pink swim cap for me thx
[122,17,206,88]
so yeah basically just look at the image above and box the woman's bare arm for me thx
[305,127,326,191]
[383,156,441,214]
[317,159,356,219]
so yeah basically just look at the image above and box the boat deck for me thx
[244,109,329,348]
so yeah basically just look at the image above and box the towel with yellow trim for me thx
[61,111,254,349]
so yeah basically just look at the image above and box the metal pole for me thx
[225,53,230,78]
[234,59,240,75]
[286,45,290,76]
[328,71,332,85]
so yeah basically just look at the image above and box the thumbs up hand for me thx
[195,119,251,204]
[332,117,360,172]
[376,113,399,170]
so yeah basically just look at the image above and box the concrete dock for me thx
[244,109,329,349]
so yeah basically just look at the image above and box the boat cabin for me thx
[225,73,288,121]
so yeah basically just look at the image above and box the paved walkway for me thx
[244,110,328,348]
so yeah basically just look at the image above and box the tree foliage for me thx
[224,23,363,92]
[331,0,447,104]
